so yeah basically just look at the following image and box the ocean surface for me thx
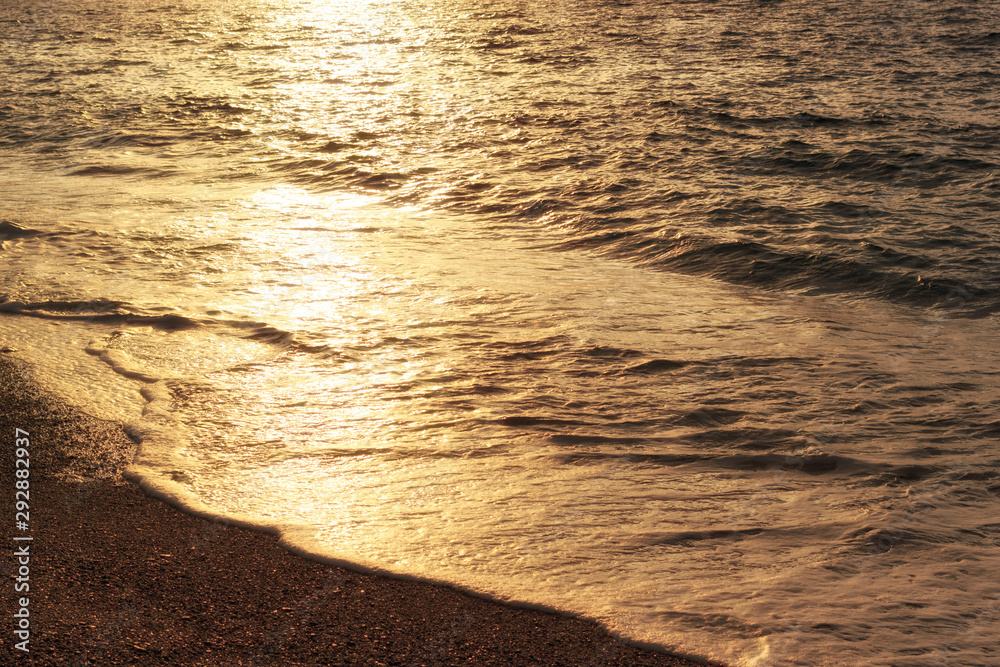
[2,0,999,664]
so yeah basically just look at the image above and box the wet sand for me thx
[0,355,723,666]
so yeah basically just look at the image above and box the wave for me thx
[0,299,203,331]
[68,164,176,177]
[546,445,966,483]
[248,104,1000,315]
[0,221,43,240]
[552,230,998,314]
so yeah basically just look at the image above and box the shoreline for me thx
[0,354,725,666]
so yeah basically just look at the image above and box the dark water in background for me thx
[2,1,1000,665]
[5,0,1000,310]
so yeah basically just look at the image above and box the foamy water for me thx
[2,0,999,665]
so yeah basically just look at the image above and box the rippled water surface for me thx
[2,0,999,665]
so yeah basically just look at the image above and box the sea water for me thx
[2,0,999,664]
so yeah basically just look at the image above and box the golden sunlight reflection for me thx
[4,0,1000,664]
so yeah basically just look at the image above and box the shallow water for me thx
[2,0,999,665]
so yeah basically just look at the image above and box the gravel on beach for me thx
[0,355,722,667]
